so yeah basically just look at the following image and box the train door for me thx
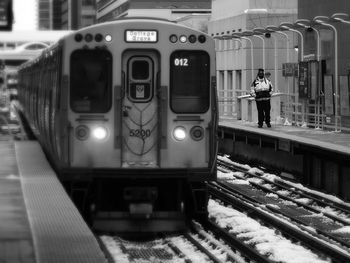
[121,51,159,167]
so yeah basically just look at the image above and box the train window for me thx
[170,51,210,113]
[132,60,149,80]
[70,49,112,113]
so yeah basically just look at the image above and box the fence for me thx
[217,90,345,132]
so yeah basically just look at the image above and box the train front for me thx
[60,19,218,232]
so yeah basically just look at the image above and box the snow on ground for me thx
[229,179,250,185]
[276,189,291,196]
[169,236,211,262]
[247,177,264,184]
[189,233,230,262]
[266,193,279,199]
[100,236,130,263]
[261,173,279,181]
[208,199,329,263]
[295,198,313,205]
[217,170,234,180]
[218,171,249,185]
[275,179,350,208]
[217,155,251,170]
[248,167,264,175]
[332,226,350,234]
[221,156,350,211]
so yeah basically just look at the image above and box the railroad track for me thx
[191,220,273,263]
[217,157,350,251]
[99,219,274,263]
[100,232,233,263]
[209,161,350,262]
[217,156,350,225]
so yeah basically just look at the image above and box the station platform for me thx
[219,120,350,156]
[218,120,350,200]
[0,138,107,263]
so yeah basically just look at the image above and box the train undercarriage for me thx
[62,170,211,233]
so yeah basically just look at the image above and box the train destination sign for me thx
[125,30,157,42]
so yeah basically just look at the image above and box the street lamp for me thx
[280,22,307,126]
[313,15,340,131]
[266,25,290,63]
[253,27,278,91]
[233,33,254,80]
[331,13,350,24]
[266,25,292,125]
[252,28,266,70]
[279,22,304,62]
[295,19,321,61]
[295,19,322,128]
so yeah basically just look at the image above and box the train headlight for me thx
[179,35,187,43]
[173,126,186,141]
[92,126,108,140]
[190,126,204,141]
[105,34,112,42]
[75,125,89,141]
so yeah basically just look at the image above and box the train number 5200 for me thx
[129,129,151,138]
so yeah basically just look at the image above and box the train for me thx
[17,18,218,232]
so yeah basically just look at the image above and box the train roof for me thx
[72,17,209,35]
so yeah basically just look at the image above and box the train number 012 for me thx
[129,129,151,138]
[174,58,188,66]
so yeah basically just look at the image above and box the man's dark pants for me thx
[256,99,271,126]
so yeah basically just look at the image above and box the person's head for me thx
[265,72,271,79]
[257,68,264,79]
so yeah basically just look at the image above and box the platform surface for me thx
[0,139,35,263]
[219,120,350,155]
[15,140,108,263]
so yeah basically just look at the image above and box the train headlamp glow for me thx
[179,35,187,43]
[105,34,112,42]
[173,127,186,141]
[92,127,108,140]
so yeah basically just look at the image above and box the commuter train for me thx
[17,18,217,232]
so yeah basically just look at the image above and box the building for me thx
[298,0,350,130]
[208,0,298,123]
[96,0,211,32]
[38,0,52,30]
[53,0,96,30]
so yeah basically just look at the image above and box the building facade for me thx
[96,0,211,32]
[53,0,96,30]
[38,0,52,30]
[298,0,350,130]
[208,0,298,123]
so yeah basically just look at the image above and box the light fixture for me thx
[105,34,112,42]
[92,127,108,140]
[173,127,186,141]
[179,35,187,43]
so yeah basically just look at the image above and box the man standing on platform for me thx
[250,68,273,128]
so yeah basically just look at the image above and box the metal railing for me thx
[216,90,346,132]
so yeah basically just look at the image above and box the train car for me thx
[17,18,217,232]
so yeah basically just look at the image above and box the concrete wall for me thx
[211,0,248,20]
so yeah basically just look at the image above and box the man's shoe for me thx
[267,123,271,128]
[258,125,263,128]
